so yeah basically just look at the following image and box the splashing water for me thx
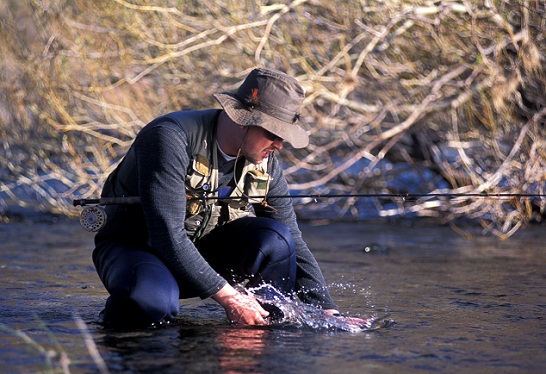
[248,284,393,333]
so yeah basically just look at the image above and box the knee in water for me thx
[102,293,177,328]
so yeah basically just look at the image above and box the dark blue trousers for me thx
[93,217,297,327]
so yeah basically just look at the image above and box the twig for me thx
[73,315,110,374]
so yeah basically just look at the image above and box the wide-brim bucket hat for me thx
[213,68,309,148]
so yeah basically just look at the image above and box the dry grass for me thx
[0,315,108,373]
[1,0,544,238]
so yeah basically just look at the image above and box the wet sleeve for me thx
[134,122,226,299]
[254,156,338,310]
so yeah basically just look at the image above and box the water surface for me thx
[1,219,545,373]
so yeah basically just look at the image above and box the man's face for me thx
[240,126,283,164]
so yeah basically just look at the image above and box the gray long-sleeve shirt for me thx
[94,109,337,310]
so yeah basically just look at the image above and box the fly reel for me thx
[79,205,107,232]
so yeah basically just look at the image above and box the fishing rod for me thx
[72,192,546,208]
[73,192,545,232]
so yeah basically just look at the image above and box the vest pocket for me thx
[187,154,210,190]
[244,169,270,204]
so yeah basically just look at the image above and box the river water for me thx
[1,218,545,373]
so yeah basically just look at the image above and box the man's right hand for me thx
[212,283,270,325]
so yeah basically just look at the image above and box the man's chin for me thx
[247,155,267,164]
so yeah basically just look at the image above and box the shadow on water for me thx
[1,218,545,373]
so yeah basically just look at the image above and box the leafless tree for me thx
[1,0,544,238]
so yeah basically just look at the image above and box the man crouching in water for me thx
[92,67,366,327]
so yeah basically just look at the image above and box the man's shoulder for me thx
[139,109,219,141]
[161,109,220,127]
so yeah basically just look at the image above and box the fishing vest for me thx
[101,109,271,241]
[166,110,271,241]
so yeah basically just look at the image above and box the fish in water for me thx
[249,284,393,333]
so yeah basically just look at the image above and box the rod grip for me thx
[72,197,141,206]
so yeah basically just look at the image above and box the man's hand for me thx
[212,284,270,325]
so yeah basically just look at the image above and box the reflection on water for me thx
[217,327,268,373]
[1,220,546,373]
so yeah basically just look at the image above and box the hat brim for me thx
[213,92,309,149]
